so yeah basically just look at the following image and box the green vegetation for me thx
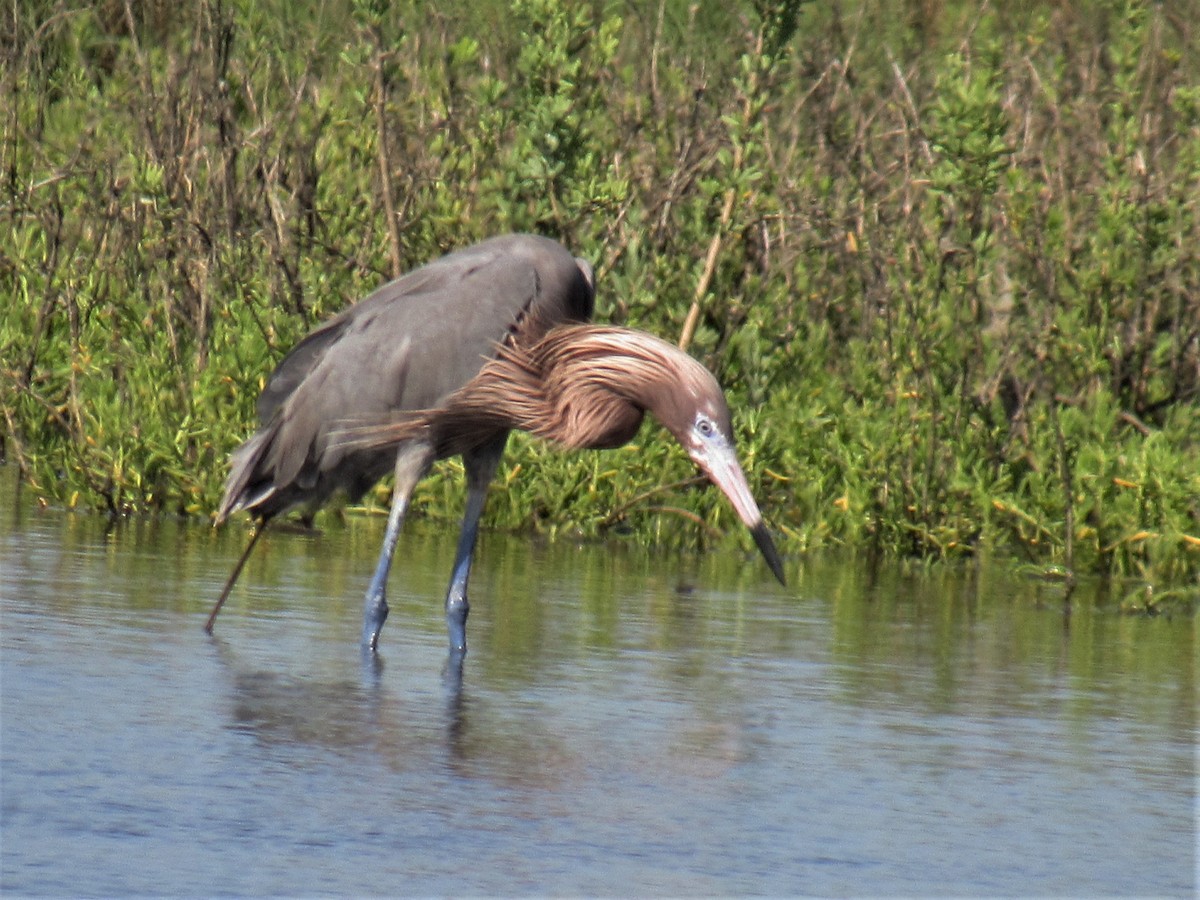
[2,0,1198,604]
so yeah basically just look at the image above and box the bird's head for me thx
[642,347,787,587]
[538,326,786,585]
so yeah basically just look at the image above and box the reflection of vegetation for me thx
[817,559,1196,742]
[2,1,1198,596]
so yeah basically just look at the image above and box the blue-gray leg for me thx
[363,443,434,652]
[444,434,508,656]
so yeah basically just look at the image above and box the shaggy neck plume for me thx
[449,325,705,451]
[332,326,714,457]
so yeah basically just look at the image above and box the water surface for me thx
[1,484,1195,896]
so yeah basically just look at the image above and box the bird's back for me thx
[218,234,595,521]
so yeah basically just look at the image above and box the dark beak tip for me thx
[750,520,787,587]
[769,560,788,587]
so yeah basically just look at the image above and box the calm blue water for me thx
[1,492,1196,896]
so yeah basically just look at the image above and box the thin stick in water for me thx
[205,520,268,634]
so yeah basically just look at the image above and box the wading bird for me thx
[209,234,785,654]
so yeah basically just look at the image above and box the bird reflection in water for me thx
[213,639,576,791]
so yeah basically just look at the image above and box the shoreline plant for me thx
[3,0,1198,606]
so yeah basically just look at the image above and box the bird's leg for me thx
[363,443,434,652]
[444,434,509,656]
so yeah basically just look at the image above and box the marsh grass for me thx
[2,0,1198,603]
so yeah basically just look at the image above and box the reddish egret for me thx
[209,234,784,653]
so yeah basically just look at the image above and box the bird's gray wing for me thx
[259,234,592,424]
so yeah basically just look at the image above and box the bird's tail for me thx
[215,431,277,524]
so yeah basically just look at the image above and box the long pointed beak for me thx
[695,441,787,586]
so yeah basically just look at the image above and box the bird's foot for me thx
[362,591,389,652]
[445,592,469,655]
